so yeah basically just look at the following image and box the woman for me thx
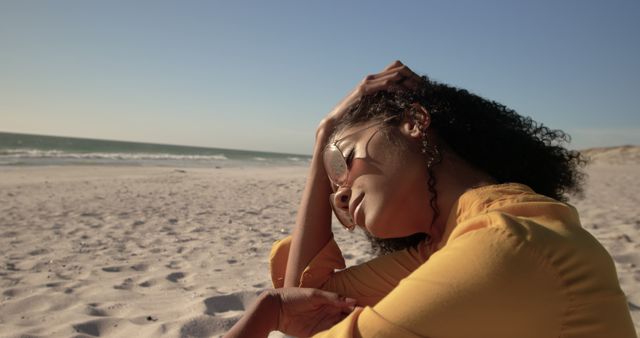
[225,61,636,337]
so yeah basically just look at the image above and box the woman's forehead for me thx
[332,115,400,142]
[332,120,384,143]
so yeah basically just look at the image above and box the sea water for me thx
[0,132,311,168]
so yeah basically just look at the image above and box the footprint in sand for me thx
[73,318,123,336]
[113,278,134,290]
[28,248,49,256]
[138,280,154,288]
[2,288,29,298]
[73,320,102,336]
[203,291,260,315]
[44,282,64,288]
[102,266,122,273]
[166,260,182,269]
[180,315,238,338]
[167,272,186,282]
[82,302,131,317]
[84,305,110,317]
[130,263,149,272]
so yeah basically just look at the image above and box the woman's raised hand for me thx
[317,60,423,137]
[270,287,357,337]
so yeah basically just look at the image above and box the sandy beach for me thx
[0,147,639,337]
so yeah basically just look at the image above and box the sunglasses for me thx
[322,116,397,231]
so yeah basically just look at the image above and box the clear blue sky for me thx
[1,1,638,155]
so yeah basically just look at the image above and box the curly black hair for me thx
[329,75,587,255]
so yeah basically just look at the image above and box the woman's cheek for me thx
[361,198,383,236]
[364,198,396,238]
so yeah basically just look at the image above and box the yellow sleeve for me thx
[269,234,431,307]
[313,223,566,338]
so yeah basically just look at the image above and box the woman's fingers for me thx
[274,288,359,337]
[364,73,405,88]
[365,64,415,81]
[383,60,404,71]
[361,72,405,94]
[368,71,405,84]
[317,60,420,135]
[361,65,422,95]
[362,76,412,95]
[361,82,388,95]
[311,289,357,309]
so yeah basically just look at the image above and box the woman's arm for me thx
[224,288,357,338]
[283,127,335,287]
[224,292,279,338]
[272,234,431,307]
[283,60,424,287]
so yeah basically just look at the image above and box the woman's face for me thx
[328,118,433,238]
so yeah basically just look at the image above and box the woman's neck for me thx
[427,151,497,249]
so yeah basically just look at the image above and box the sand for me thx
[0,146,638,337]
[0,165,373,337]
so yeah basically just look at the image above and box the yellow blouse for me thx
[269,183,637,337]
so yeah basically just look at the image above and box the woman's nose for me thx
[333,187,351,210]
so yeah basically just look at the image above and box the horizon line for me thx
[0,130,312,158]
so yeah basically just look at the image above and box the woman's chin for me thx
[363,222,399,239]
[365,221,419,239]
[362,213,400,238]
[361,215,389,238]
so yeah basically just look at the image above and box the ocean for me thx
[0,132,312,168]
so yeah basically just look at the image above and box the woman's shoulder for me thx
[445,182,608,266]
[441,182,625,300]
[425,184,635,337]
[445,182,582,243]
[437,182,614,287]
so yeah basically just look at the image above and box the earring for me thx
[418,121,442,248]
[420,127,440,170]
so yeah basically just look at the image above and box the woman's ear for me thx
[400,103,431,138]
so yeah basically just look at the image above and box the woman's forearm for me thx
[224,292,279,338]
[283,127,334,287]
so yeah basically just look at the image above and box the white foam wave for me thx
[0,149,229,161]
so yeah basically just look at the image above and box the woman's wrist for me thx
[310,133,333,189]
[316,118,337,142]
[224,290,280,337]
[261,290,282,332]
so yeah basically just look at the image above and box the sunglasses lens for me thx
[323,145,348,186]
[329,192,356,231]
